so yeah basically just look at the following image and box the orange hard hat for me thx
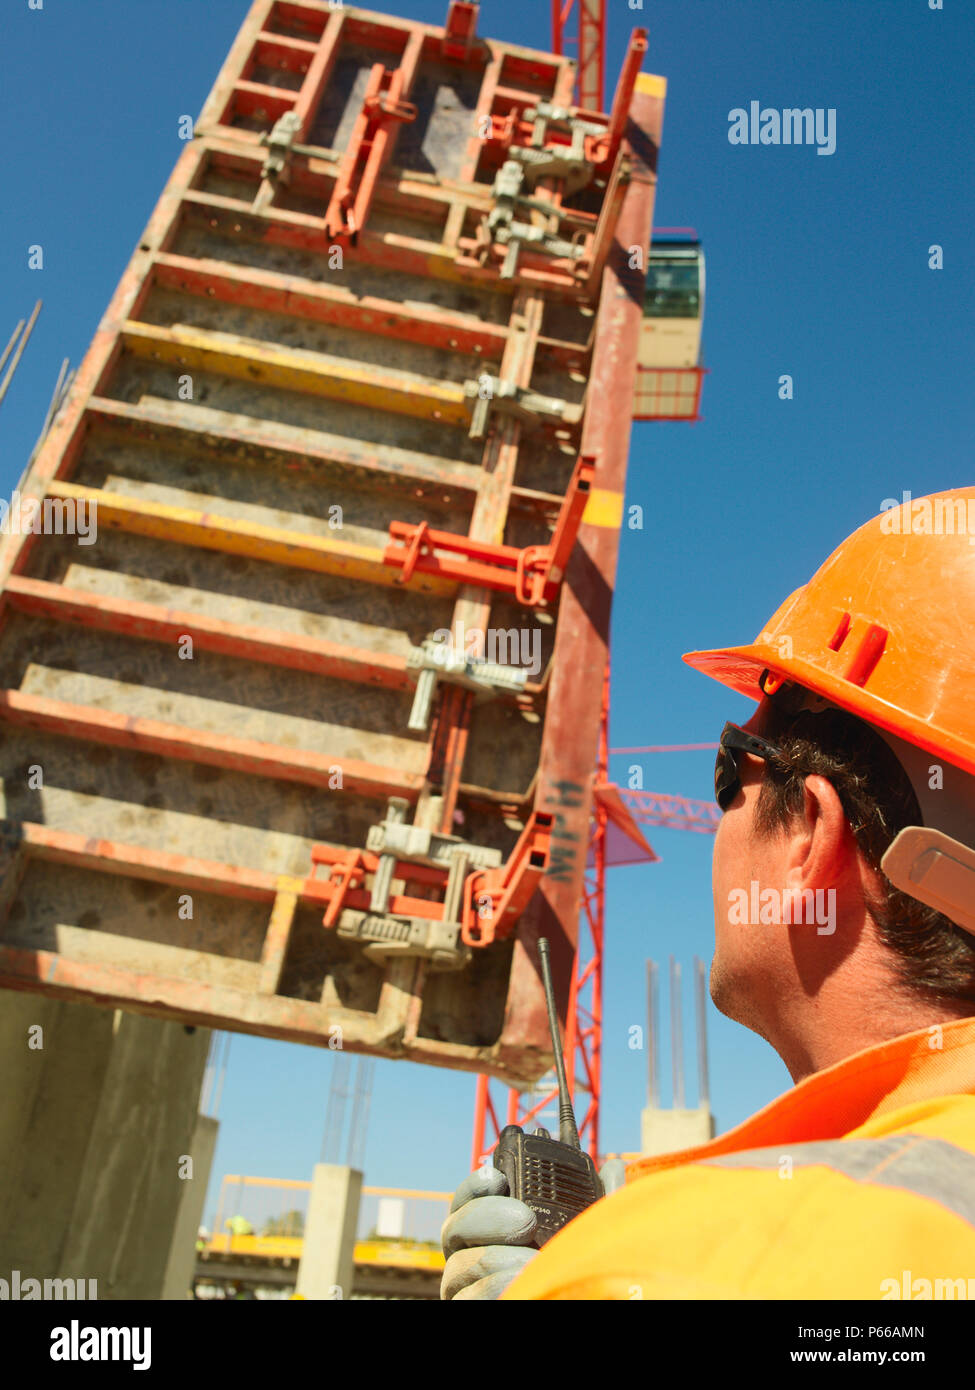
[683,488,975,776]
[683,488,975,934]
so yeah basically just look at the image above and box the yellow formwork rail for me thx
[47,481,457,595]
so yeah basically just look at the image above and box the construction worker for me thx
[441,488,975,1299]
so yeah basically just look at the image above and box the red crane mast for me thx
[551,0,607,111]
[471,1,715,1172]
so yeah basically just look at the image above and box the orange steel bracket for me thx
[443,0,479,62]
[479,108,609,170]
[308,812,552,950]
[599,29,648,170]
[324,64,417,241]
[461,810,553,947]
[312,846,367,928]
[384,453,595,608]
[470,28,646,179]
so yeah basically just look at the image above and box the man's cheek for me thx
[711,814,730,896]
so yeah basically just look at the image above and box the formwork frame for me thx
[0,2,663,1085]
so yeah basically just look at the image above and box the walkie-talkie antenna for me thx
[537,938,580,1150]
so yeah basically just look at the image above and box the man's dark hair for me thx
[753,698,975,1011]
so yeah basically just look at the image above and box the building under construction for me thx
[0,0,707,1299]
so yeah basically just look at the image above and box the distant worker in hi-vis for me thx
[441,487,975,1299]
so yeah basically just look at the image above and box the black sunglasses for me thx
[714,723,783,811]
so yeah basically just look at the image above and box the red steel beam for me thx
[290,5,345,140]
[179,189,590,297]
[602,29,648,167]
[9,820,454,922]
[83,396,484,500]
[3,576,413,693]
[150,252,510,360]
[370,26,425,178]
[12,820,286,903]
[0,689,424,801]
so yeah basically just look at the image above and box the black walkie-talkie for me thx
[493,938,603,1246]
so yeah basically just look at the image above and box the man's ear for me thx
[785,773,850,890]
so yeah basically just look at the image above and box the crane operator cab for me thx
[632,238,706,421]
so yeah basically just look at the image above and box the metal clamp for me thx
[477,161,589,279]
[526,101,609,145]
[337,841,476,970]
[494,220,587,279]
[336,910,472,971]
[366,808,502,875]
[477,104,609,196]
[406,634,529,730]
[365,796,500,916]
[463,373,583,440]
[259,110,303,182]
[506,143,591,195]
[310,807,552,961]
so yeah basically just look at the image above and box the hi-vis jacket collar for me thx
[624,1016,975,1182]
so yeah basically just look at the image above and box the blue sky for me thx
[2,0,973,1225]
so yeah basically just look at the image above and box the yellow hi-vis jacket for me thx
[501,1017,975,1300]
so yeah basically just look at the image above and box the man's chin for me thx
[709,958,768,1037]
[708,959,739,1022]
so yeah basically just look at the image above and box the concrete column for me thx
[0,991,116,1276]
[640,1104,715,1158]
[161,1114,219,1300]
[0,987,211,1299]
[296,1164,362,1300]
[59,1010,212,1299]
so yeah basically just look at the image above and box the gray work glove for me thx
[440,1157,627,1300]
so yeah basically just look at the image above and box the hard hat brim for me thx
[683,643,975,779]
[681,645,768,703]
